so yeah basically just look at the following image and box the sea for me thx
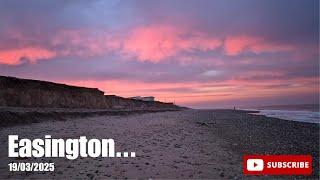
[243,104,320,124]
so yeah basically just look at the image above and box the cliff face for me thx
[0,76,180,110]
[0,76,107,108]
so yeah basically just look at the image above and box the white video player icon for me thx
[247,159,264,171]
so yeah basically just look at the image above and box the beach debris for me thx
[195,121,214,127]
[174,144,182,148]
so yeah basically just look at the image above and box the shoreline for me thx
[245,108,320,124]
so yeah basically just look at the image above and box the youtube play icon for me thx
[247,159,264,171]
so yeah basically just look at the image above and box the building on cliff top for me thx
[130,96,155,102]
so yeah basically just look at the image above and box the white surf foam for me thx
[249,109,320,124]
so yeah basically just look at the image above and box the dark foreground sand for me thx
[0,109,318,179]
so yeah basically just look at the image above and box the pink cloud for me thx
[224,35,294,55]
[0,28,122,65]
[0,47,56,65]
[48,25,223,63]
[51,29,121,57]
[122,24,222,62]
[0,28,299,65]
[49,29,295,62]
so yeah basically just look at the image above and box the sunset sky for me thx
[0,0,318,108]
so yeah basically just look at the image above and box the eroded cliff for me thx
[0,76,180,110]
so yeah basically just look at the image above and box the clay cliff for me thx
[0,76,180,110]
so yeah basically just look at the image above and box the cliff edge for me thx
[0,76,180,110]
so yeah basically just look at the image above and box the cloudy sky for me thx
[0,0,318,108]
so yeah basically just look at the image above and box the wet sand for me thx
[0,109,318,179]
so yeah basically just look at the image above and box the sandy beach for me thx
[0,109,318,179]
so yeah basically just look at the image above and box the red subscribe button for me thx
[243,155,312,175]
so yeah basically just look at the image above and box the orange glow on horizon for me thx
[57,76,318,107]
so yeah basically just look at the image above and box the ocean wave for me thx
[248,109,320,124]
